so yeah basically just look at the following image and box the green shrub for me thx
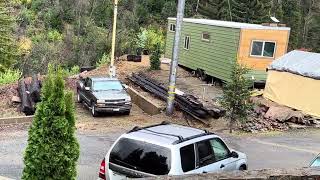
[22,65,79,179]
[19,9,36,25]
[62,65,80,77]
[96,53,110,67]
[48,29,63,42]
[138,27,165,53]
[0,69,22,86]
[220,61,253,133]
[150,43,161,70]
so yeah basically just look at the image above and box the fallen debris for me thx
[242,96,320,132]
[128,73,225,123]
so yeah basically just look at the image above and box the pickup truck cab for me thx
[77,76,132,116]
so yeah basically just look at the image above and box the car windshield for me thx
[93,80,123,91]
[109,138,171,175]
[311,156,320,167]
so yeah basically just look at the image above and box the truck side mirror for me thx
[122,84,128,89]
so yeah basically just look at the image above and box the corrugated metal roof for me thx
[269,50,320,79]
[168,18,291,30]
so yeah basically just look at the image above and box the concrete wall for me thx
[0,116,33,125]
[127,87,164,115]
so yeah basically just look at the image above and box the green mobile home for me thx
[165,18,290,82]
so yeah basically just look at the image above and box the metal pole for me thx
[109,0,118,77]
[166,0,185,115]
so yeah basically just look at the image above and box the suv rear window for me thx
[109,138,171,175]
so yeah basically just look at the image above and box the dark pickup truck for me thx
[76,76,132,117]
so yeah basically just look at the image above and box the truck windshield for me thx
[109,138,171,175]
[93,81,123,91]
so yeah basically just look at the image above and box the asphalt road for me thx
[0,124,319,180]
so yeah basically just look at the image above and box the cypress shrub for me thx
[22,65,79,179]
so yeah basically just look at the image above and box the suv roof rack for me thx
[128,122,214,144]
[127,121,170,133]
[172,131,214,145]
[127,121,183,141]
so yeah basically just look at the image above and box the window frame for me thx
[209,138,231,162]
[250,40,277,58]
[201,32,210,42]
[184,36,190,50]
[169,23,176,32]
[195,140,215,168]
[179,144,197,172]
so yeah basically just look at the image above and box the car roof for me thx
[89,76,119,81]
[123,124,214,147]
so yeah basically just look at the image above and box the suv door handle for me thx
[220,164,225,168]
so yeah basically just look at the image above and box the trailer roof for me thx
[168,18,291,31]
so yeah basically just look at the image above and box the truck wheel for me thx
[124,110,131,115]
[77,91,82,103]
[91,103,98,117]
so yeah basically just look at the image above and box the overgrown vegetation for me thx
[0,69,22,86]
[220,61,252,133]
[0,0,18,72]
[22,65,79,179]
[96,53,110,68]
[150,43,161,70]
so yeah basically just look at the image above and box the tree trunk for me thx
[229,110,235,133]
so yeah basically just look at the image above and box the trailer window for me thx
[184,36,190,50]
[250,40,276,58]
[169,24,176,32]
[202,32,210,41]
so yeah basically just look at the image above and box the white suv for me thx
[98,122,247,179]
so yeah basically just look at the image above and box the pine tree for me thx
[271,0,283,21]
[22,65,79,179]
[231,0,271,24]
[220,61,252,133]
[198,0,231,20]
[150,43,161,70]
[0,0,17,72]
[282,0,302,50]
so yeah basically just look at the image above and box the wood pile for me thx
[241,97,320,133]
[128,73,225,123]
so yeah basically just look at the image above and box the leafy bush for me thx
[22,65,79,179]
[150,43,161,70]
[62,65,80,77]
[96,53,110,67]
[19,8,36,25]
[138,27,165,53]
[48,29,63,42]
[0,69,22,86]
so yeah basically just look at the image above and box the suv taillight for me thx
[99,158,106,180]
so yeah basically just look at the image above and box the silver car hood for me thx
[92,90,130,101]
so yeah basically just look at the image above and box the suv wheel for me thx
[239,165,247,171]
[77,91,82,103]
[91,102,98,117]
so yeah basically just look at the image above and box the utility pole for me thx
[166,0,185,115]
[109,0,119,77]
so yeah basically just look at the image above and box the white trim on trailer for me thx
[168,18,291,31]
